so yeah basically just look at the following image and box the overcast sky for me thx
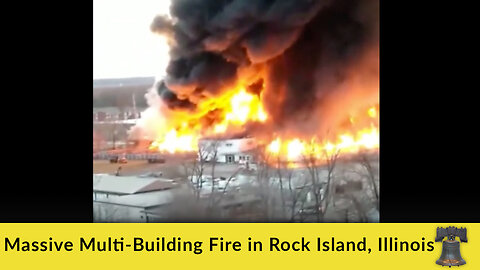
[93,0,171,79]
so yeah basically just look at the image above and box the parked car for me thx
[119,155,128,163]
[109,154,128,164]
[109,156,119,163]
[147,156,165,163]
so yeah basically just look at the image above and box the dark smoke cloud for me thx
[151,0,379,133]
[263,0,379,134]
[165,52,237,100]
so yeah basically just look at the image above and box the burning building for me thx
[129,0,379,165]
[198,135,257,163]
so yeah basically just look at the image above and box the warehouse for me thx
[198,136,257,164]
[93,175,178,222]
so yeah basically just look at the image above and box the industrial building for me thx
[93,174,178,222]
[198,136,257,164]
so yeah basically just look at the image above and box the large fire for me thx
[148,84,379,161]
[266,125,379,162]
[266,107,378,163]
[148,85,267,153]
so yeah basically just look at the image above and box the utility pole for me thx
[132,93,138,118]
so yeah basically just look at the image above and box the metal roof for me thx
[94,190,175,208]
[93,175,175,195]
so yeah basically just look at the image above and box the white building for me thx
[198,137,257,163]
[93,175,177,222]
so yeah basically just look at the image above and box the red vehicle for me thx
[109,153,128,164]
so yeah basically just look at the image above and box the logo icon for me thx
[435,226,467,267]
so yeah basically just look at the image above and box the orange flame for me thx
[148,85,266,153]
[266,106,379,162]
[149,129,198,153]
[148,83,379,162]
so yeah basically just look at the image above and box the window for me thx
[226,143,233,147]
[246,156,250,161]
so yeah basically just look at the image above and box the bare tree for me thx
[110,121,118,150]
[347,194,367,222]
[321,148,341,220]
[344,151,379,212]
[275,160,311,221]
[301,141,340,222]
[251,146,271,220]
[183,144,209,200]
[359,152,379,209]
[274,156,288,219]
[215,167,242,203]
[182,139,226,218]
[334,170,368,222]
[286,169,304,222]
[208,139,220,207]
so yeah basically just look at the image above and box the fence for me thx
[93,152,164,160]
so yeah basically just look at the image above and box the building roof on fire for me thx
[199,131,253,141]
[93,175,175,195]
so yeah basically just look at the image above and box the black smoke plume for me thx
[151,0,379,136]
